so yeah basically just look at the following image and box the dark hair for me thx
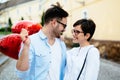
[44,5,69,24]
[73,19,96,41]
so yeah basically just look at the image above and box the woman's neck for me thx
[79,41,90,48]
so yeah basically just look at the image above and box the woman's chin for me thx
[72,39,79,43]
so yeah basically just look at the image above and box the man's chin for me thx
[56,35,60,38]
[57,36,60,38]
[56,33,62,38]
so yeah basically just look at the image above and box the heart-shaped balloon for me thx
[0,21,42,59]
[0,34,22,59]
[11,20,42,35]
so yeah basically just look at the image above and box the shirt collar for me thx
[38,30,47,40]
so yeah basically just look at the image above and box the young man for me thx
[16,5,69,80]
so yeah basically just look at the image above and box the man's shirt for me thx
[16,30,66,80]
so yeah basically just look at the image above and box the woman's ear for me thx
[85,33,90,40]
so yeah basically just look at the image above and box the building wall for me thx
[65,0,120,41]
[0,0,120,41]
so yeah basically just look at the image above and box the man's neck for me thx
[42,26,55,45]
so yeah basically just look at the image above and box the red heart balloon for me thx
[0,34,22,59]
[0,21,42,59]
[11,20,42,35]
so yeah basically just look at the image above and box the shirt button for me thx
[49,52,51,54]
[49,61,51,63]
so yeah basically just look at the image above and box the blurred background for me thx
[0,0,120,63]
[0,0,120,80]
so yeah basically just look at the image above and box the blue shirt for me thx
[16,30,66,80]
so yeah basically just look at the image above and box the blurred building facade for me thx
[0,0,120,41]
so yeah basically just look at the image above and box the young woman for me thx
[64,19,100,80]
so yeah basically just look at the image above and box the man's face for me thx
[54,18,67,38]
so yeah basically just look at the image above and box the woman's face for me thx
[72,25,85,43]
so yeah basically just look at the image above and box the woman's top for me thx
[64,45,100,80]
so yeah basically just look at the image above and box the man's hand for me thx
[20,29,30,45]
[16,29,30,71]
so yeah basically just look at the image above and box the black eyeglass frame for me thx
[72,29,84,34]
[57,20,67,29]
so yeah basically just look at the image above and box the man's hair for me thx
[44,5,69,24]
[73,19,96,41]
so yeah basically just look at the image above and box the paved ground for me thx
[98,59,120,80]
[0,58,120,80]
[0,59,18,80]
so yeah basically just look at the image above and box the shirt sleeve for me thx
[15,42,34,79]
[83,48,100,80]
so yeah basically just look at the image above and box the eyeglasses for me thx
[72,29,84,35]
[57,20,67,29]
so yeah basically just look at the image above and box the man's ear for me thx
[51,19,57,26]
[85,33,90,40]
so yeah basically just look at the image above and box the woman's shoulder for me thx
[88,45,100,58]
[89,45,99,53]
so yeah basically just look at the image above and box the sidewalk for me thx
[0,53,9,66]
[0,58,120,80]
[98,59,120,80]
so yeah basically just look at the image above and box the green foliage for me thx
[0,31,11,35]
[0,27,5,32]
[21,17,24,20]
[40,12,45,26]
[0,27,11,34]
[0,27,11,33]
[72,43,80,47]
[8,17,13,32]
[8,17,12,28]
[0,17,12,33]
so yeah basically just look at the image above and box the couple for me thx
[16,5,100,80]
